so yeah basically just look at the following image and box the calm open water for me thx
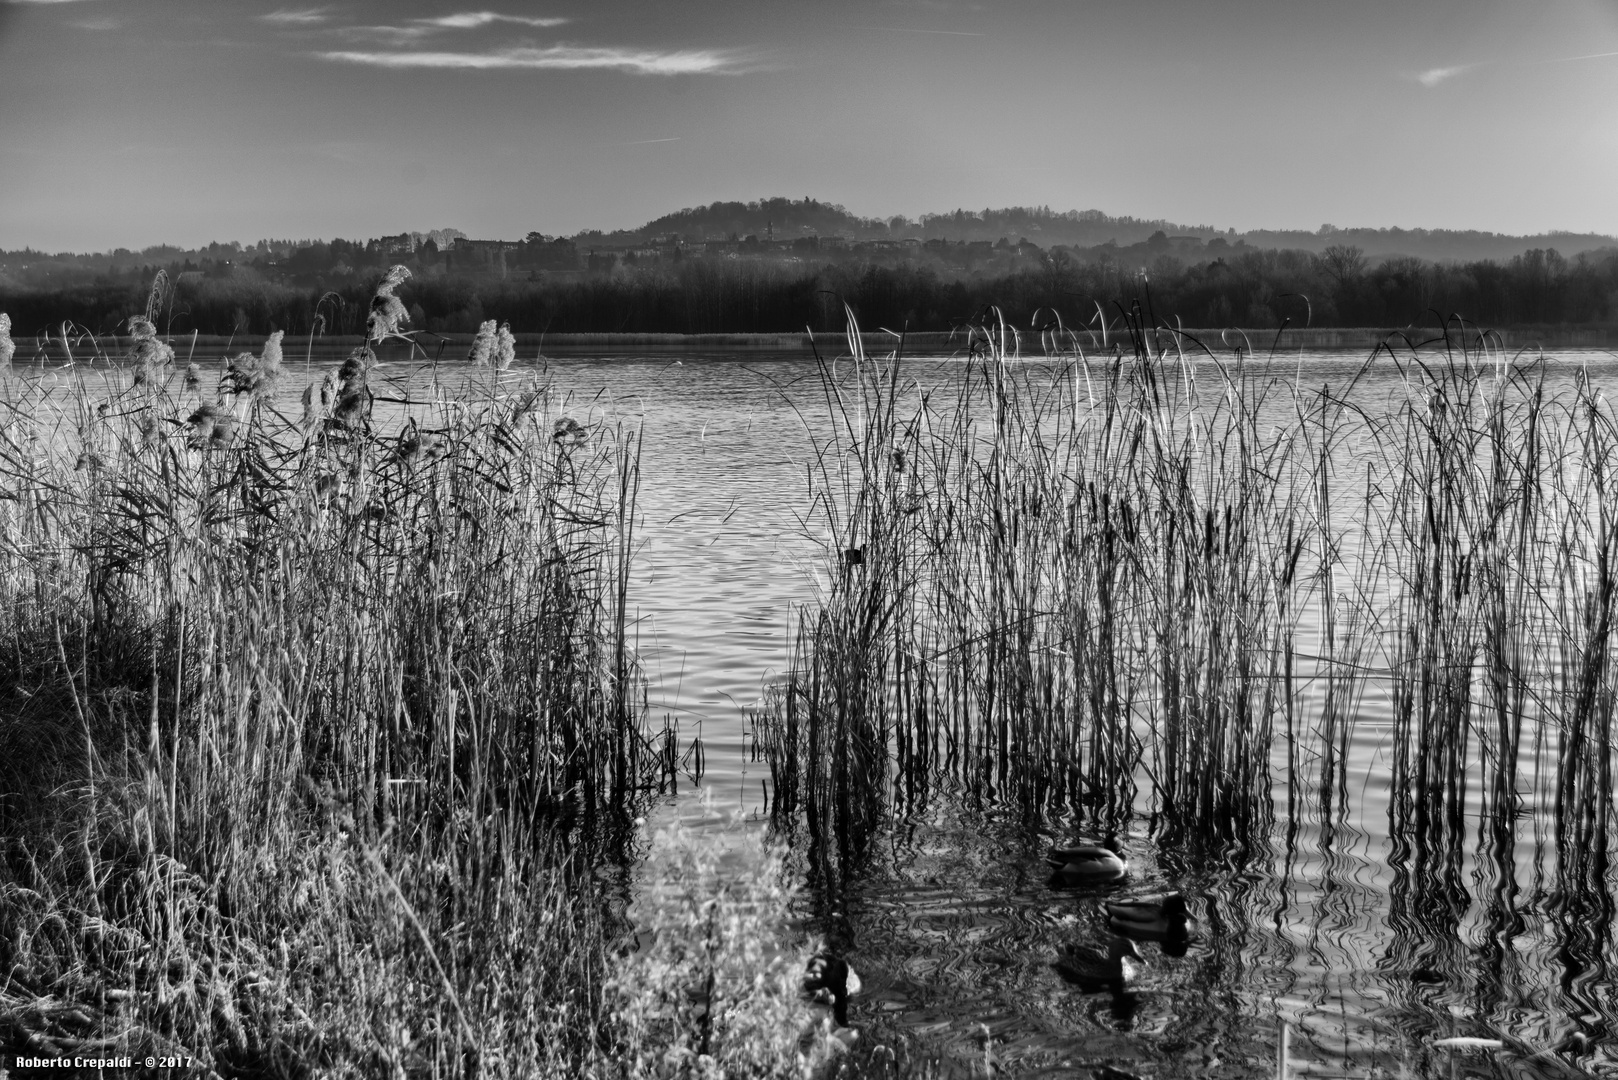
[17,339,1618,1077]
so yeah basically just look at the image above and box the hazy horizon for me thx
[7,197,1618,258]
[3,0,1617,251]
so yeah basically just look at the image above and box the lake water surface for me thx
[19,341,1618,1077]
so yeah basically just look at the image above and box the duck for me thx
[1052,935,1144,993]
[1105,892,1196,940]
[1047,838,1128,884]
[801,953,861,1049]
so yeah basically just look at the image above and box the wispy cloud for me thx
[1416,64,1475,87]
[620,137,680,145]
[328,12,573,45]
[417,12,569,30]
[262,7,329,24]
[1416,48,1618,88]
[5,0,106,5]
[1550,49,1618,65]
[852,25,983,36]
[338,24,436,44]
[317,45,743,75]
[72,16,119,28]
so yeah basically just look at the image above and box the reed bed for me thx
[0,277,820,1076]
[758,305,1618,1018]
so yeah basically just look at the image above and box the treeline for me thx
[3,246,1616,339]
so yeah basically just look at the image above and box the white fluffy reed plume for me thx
[367,265,412,343]
[128,316,174,386]
[225,329,285,401]
[466,320,516,369]
[494,321,516,369]
[468,319,497,366]
[0,313,14,365]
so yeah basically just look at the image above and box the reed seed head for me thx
[225,331,285,401]
[495,321,516,369]
[333,388,369,430]
[184,362,202,390]
[185,403,234,448]
[0,313,13,365]
[261,329,284,371]
[553,416,588,445]
[337,346,376,392]
[468,320,497,366]
[367,266,412,343]
[130,333,175,386]
[395,428,448,466]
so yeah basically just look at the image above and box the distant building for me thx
[515,236,579,272]
[373,233,415,257]
[452,238,519,255]
[450,237,520,274]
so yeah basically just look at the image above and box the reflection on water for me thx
[13,342,1618,1076]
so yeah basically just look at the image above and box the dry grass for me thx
[0,277,827,1075]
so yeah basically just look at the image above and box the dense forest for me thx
[2,242,1615,339]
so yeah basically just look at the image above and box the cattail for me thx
[468,319,497,366]
[0,313,13,365]
[367,265,411,343]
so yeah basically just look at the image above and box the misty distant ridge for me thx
[589,197,1617,264]
[7,197,1615,266]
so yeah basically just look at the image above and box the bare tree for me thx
[1319,244,1367,288]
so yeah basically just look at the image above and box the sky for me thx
[2,0,1617,251]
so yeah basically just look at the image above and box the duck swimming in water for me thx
[1105,892,1195,940]
[1047,838,1128,884]
[802,953,861,1049]
[1052,935,1144,993]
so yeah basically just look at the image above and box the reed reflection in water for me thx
[756,317,1618,1076]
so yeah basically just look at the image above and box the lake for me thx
[14,339,1618,1077]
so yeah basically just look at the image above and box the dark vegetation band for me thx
[4,244,1616,338]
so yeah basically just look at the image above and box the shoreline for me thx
[27,326,1618,354]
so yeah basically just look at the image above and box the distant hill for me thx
[587,197,1618,263]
